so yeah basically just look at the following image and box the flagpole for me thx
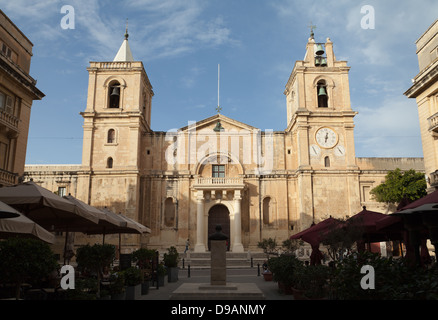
[218,64,220,111]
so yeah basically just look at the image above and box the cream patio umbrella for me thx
[0,200,20,219]
[0,181,102,264]
[63,195,126,243]
[0,201,55,243]
[87,207,151,258]
[0,181,100,232]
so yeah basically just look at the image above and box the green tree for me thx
[0,238,58,299]
[370,168,426,206]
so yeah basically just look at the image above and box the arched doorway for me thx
[208,204,230,251]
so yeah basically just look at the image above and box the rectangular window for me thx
[0,92,5,111]
[5,95,13,114]
[212,165,225,178]
[58,187,66,197]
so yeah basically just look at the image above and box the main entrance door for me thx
[208,204,230,251]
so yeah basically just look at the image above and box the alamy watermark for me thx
[360,264,375,290]
[60,5,75,30]
[164,121,274,174]
[361,5,375,30]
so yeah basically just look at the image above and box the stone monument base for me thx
[169,283,265,300]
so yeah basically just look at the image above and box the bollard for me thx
[188,264,191,278]
[251,257,253,268]
[182,258,185,269]
[257,263,260,276]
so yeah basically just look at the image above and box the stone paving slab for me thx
[169,282,265,300]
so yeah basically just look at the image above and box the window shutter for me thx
[5,95,13,114]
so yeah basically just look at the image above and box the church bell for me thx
[315,44,324,56]
[110,87,120,96]
[315,56,321,66]
[320,58,327,67]
[318,86,327,96]
[213,121,224,132]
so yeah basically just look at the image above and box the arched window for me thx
[107,157,113,168]
[317,80,328,108]
[107,129,116,144]
[164,197,176,227]
[108,81,120,108]
[324,156,330,167]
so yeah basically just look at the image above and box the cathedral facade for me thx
[24,33,424,254]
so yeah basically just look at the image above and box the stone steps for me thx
[178,251,268,269]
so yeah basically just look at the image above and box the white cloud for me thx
[124,1,238,60]
[354,96,422,157]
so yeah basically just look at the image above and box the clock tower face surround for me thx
[315,127,338,149]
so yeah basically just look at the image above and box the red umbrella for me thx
[291,217,343,264]
[397,189,438,211]
[347,207,404,243]
[393,192,438,266]
[290,217,343,246]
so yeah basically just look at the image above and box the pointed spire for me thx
[113,19,134,62]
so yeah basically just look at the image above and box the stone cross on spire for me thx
[308,22,316,39]
[124,18,129,40]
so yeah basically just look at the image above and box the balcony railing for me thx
[0,168,18,186]
[89,61,144,70]
[429,170,438,187]
[193,177,244,190]
[0,109,19,131]
[428,112,438,133]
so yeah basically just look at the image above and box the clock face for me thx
[315,127,338,149]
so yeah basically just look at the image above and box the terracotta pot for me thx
[263,272,273,281]
[291,287,307,300]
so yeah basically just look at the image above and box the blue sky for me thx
[2,0,436,164]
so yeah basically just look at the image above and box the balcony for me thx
[0,109,20,134]
[429,170,438,187]
[193,177,245,190]
[427,112,438,134]
[0,168,18,186]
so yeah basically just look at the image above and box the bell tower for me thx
[77,28,154,224]
[80,28,153,173]
[284,32,358,170]
[284,31,360,229]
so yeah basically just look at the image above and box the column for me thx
[194,190,206,252]
[232,190,244,252]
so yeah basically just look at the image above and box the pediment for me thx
[178,114,259,133]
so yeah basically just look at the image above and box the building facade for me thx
[0,10,44,187]
[25,32,424,254]
[405,19,438,192]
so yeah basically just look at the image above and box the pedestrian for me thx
[184,238,190,253]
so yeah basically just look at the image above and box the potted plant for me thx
[303,265,331,300]
[0,238,58,300]
[123,267,142,300]
[156,263,167,287]
[163,246,180,283]
[75,243,115,299]
[263,270,273,281]
[108,271,126,300]
[268,254,301,295]
[132,248,155,295]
